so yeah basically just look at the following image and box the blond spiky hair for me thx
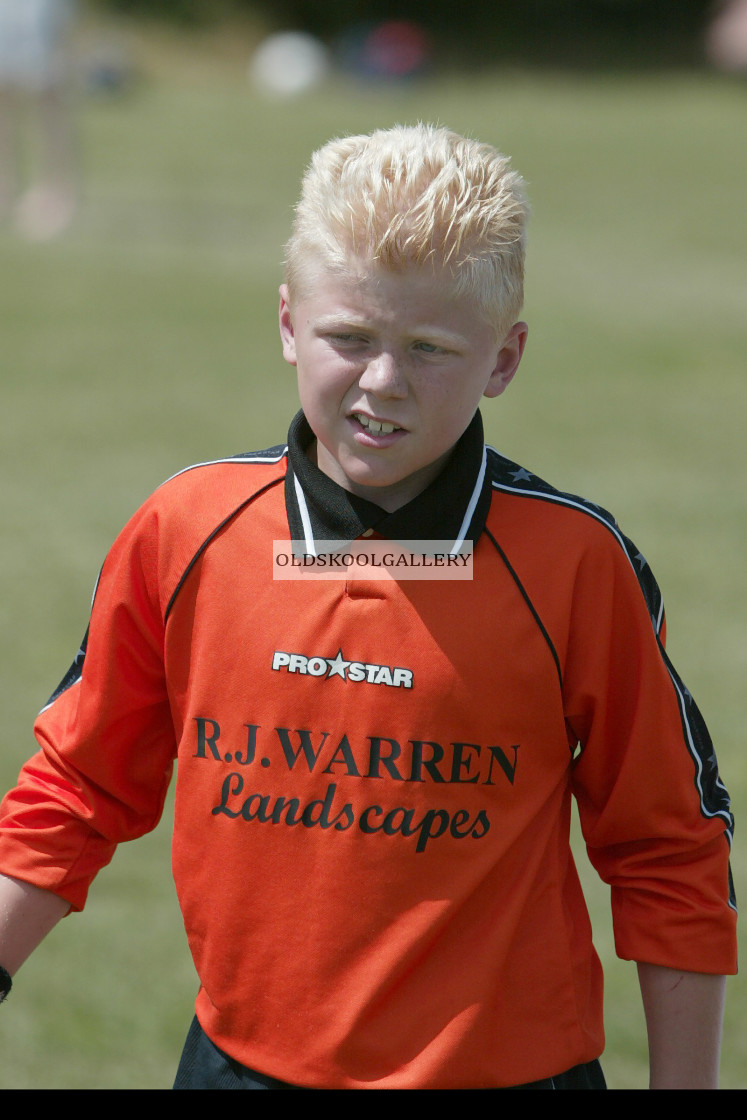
[284,123,530,339]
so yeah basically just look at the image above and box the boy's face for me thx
[279,264,527,512]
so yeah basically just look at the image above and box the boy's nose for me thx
[358,351,407,397]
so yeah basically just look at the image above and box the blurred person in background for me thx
[0,0,77,240]
[706,0,747,71]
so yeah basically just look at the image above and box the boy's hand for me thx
[638,962,726,1088]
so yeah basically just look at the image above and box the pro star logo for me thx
[272,648,413,689]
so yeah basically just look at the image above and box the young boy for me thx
[0,125,736,1089]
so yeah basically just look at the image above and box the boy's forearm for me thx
[0,873,70,978]
[637,962,726,1089]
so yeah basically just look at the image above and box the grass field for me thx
[1,19,745,1089]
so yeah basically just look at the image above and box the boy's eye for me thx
[413,341,443,354]
[329,333,366,345]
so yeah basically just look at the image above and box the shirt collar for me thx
[284,409,492,555]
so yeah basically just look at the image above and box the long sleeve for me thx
[0,501,175,910]
[562,520,736,974]
[0,453,287,913]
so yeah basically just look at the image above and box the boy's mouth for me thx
[352,413,403,435]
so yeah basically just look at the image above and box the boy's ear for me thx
[278,285,297,366]
[483,322,528,399]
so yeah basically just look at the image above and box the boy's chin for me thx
[315,440,451,512]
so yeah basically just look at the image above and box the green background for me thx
[1,14,744,1089]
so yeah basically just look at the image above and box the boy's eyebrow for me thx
[313,313,370,331]
[313,313,469,346]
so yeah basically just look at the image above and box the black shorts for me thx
[173,1015,607,1090]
